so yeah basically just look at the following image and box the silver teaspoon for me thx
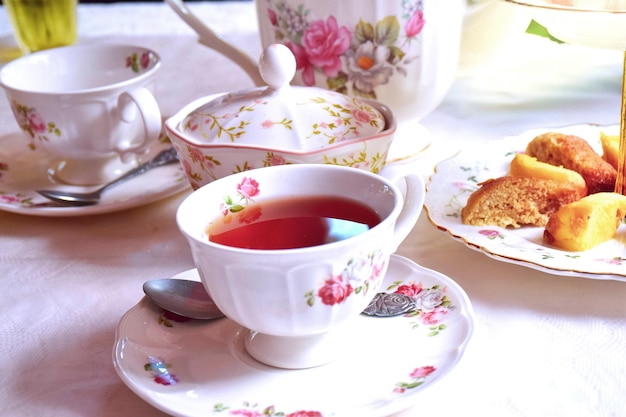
[36,147,180,206]
[142,279,225,320]
[143,277,415,321]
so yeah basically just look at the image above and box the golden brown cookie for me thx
[526,132,616,194]
[461,176,586,228]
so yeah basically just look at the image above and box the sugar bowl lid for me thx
[179,44,385,151]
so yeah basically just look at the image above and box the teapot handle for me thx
[164,0,264,86]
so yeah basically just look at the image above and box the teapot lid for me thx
[179,44,385,151]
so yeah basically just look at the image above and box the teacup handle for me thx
[379,164,426,253]
[115,87,162,163]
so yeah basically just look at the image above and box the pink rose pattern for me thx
[386,279,453,336]
[301,16,351,81]
[9,100,61,145]
[220,176,261,216]
[180,143,223,190]
[184,98,267,144]
[8,49,151,153]
[305,250,386,307]
[478,229,503,240]
[125,51,154,73]
[265,0,425,99]
[394,365,436,393]
[216,181,388,307]
[212,403,323,416]
[263,152,287,167]
[305,95,382,145]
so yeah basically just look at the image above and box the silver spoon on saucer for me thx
[36,147,180,206]
[143,277,417,321]
[142,279,225,320]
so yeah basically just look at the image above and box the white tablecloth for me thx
[1,2,625,417]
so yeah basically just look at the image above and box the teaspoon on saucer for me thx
[36,147,180,206]
[143,277,416,321]
[142,279,225,320]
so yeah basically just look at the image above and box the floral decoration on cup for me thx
[305,250,386,307]
[125,51,154,73]
[265,0,425,98]
[9,100,61,146]
[218,176,263,224]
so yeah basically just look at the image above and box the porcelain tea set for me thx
[166,0,467,125]
[0,0,510,191]
[166,41,425,368]
[0,0,461,370]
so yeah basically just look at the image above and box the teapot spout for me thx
[165,0,264,86]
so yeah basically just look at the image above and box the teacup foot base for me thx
[244,328,350,370]
[47,155,138,186]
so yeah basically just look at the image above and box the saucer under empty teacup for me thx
[0,43,162,186]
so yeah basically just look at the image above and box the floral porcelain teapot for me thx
[165,44,397,190]
[165,0,466,126]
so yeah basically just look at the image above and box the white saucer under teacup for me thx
[0,136,188,217]
[113,255,475,417]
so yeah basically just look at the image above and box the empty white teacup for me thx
[176,163,425,369]
[0,44,162,185]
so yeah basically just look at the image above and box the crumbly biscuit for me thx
[461,176,586,228]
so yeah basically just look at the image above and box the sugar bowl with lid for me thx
[165,43,396,190]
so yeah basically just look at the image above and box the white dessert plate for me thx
[425,123,626,280]
[503,0,626,50]
[113,254,474,417]
[0,133,190,217]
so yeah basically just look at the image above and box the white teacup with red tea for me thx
[176,163,424,369]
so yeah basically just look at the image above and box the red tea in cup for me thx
[208,195,381,250]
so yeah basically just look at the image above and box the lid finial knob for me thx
[258,44,296,90]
